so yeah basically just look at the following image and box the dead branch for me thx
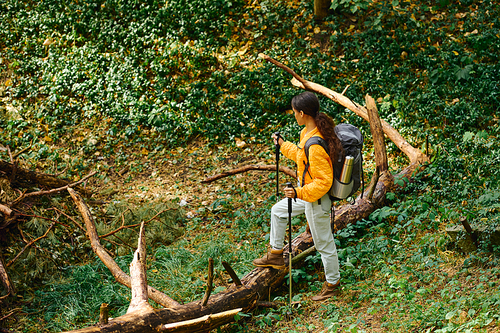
[366,94,389,173]
[99,303,109,325]
[11,145,31,160]
[202,258,214,306]
[12,171,97,204]
[0,204,12,217]
[0,307,21,321]
[0,252,15,296]
[161,308,242,332]
[6,222,56,267]
[67,187,180,308]
[127,222,153,314]
[366,167,380,202]
[256,301,280,309]
[291,246,316,265]
[52,207,87,234]
[202,164,296,183]
[15,212,70,229]
[100,208,172,239]
[7,146,16,184]
[222,261,242,286]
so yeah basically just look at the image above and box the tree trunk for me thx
[314,0,330,20]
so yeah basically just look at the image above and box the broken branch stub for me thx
[127,222,153,314]
[365,94,389,173]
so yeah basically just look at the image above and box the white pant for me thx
[270,194,340,285]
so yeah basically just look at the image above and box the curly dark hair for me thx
[291,91,344,163]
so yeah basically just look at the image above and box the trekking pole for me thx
[274,132,281,202]
[286,181,294,309]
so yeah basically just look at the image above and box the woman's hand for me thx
[284,186,297,199]
[272,133,284,146]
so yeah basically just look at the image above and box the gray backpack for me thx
[302,123,364,200]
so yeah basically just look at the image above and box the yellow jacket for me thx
[280,127,333,202]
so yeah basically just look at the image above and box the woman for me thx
[252,91,344,301]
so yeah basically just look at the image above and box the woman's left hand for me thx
[272,133,284,146]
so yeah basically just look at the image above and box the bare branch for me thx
[0,252,15,296]
[222,261,242,286]
[202,164,296,183]
[366,94,389,173]
[15,171,98,203]
[100,209,171,239]
[6,222,56,268]
[99,303,109,325]
[0,204,12,217]
[202,258,214,307]
[161,308,242,333]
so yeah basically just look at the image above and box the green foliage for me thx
[2,0,497,154]
[331,0,372,14]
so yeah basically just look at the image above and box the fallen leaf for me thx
[235,138,247,148]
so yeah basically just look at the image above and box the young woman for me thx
[252,91,344,301]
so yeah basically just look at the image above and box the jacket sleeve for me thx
[295,145,333,202]
[280,141,299,163]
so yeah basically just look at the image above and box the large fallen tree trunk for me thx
[64,55,428,333]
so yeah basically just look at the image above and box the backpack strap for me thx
[302,137,331,204]
[302,136,329,187]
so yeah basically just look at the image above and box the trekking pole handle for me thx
[273,132,281,146]
[286,182,297,204]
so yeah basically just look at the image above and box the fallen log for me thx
[64,55,429,333]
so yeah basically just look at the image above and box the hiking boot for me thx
[252,248,286,269]
[311,280,341,301]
